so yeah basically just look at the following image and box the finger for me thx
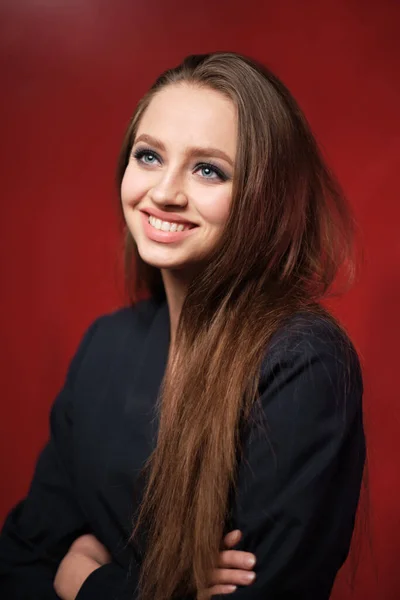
[222,530,242,549]
[198,584,237,598]
[217,549,256,570]
[208,567,256,587]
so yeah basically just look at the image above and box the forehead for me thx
[136,84,237,153]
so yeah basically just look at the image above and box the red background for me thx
[1,1,399,598]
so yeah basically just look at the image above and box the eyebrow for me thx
[134,133,234,168]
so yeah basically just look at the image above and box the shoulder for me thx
[254,310,363,432]
[66,297,161,385]
[268,310,358,355]
[89,296,160,338]
[263,310,363,389]
[81,296,160,349]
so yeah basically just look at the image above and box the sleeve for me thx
[224,321,366,600]
[75,562,140,600]
[0,318,102,599]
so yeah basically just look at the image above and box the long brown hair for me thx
[116,52,360,600]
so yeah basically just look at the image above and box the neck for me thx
[161,269,191,346]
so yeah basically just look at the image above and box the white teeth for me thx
[147,215,192,233]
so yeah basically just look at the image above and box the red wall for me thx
[1,1,399,598]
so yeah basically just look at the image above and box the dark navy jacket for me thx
[0,298,365,599]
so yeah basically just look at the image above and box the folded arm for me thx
[221,317,365,599]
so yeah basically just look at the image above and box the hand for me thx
[54,534,111,600]
[65,534,112,565]
[198,530,256,598]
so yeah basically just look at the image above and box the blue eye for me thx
[132,147,229,182]
[133,148,160,165]
[195,163,227,182]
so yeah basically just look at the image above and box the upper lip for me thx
[140,207,197,226]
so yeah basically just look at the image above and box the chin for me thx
[137,248,192,271]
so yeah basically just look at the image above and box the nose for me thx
[149,171,188,209]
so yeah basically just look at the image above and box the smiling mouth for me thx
[145,213,197,232]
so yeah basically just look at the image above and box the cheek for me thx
[196,188,232,226]
[120,166,148,209]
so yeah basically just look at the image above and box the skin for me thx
[54,531,256,600]
[54,84,256,598]
[54,535,111,599]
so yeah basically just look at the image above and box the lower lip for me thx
[140,211,198,244]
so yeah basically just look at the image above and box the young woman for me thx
[0,52,365,600]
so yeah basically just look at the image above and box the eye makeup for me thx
[132,146,230,182]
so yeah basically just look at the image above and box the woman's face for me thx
[121,84,237,274]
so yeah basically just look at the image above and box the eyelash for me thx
[132,147,229,182]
